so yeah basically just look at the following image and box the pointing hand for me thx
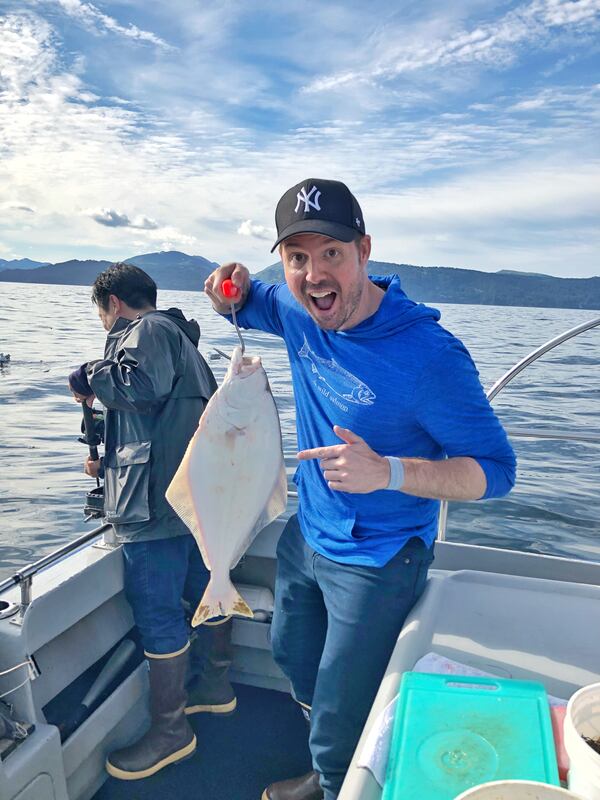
[297,425,391,494]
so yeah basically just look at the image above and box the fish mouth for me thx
[230,348,262,377]
[238,355,262,377]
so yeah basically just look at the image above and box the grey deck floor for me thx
[93,683,312,800]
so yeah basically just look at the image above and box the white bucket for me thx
[564,682,600,800]
[454,780,583,799]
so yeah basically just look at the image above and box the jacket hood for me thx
[107,308,201,346]
[336,274,440,340]
[157,308,201,346]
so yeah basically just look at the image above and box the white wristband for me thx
[384,456,404,491]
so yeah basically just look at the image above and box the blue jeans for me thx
[271,515,434,800]
[122,534,210,655]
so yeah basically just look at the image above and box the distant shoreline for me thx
[2,277,599,313]
[1,250,599,312]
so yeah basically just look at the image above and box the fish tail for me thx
[191,575,253,627]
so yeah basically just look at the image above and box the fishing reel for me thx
[78,404,105,520]
[83,486,105,521]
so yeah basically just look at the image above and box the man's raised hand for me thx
[204,262,251,314]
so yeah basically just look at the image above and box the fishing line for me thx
[0,660,34,678]
[221,279,246,354]
[0,658,35,700]
[230,303,246,354]
[0,659,35,699]
[0,677,31,700]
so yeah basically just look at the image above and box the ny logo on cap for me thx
[295,186,322,214]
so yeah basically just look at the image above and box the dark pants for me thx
[271,515,434,800]
[122,534,210,655]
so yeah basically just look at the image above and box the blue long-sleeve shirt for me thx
[233,274,516,566]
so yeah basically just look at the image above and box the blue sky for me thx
[1,0,599,276]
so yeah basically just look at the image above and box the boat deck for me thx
[93,683,312,800]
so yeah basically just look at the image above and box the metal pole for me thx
[487,316,600,402]
[19,576,32,608]
[0,524,111,598]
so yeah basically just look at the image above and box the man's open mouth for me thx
[309,290,337,312]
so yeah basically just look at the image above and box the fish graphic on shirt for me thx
[298,335,376,406]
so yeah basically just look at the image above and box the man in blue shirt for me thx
[205,178,516,800]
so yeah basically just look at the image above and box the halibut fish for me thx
[166,346,287,626]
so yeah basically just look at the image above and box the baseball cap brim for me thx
[270,219,357,253]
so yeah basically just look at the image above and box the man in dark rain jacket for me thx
[68,263,234,781]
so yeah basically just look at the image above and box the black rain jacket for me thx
[86,309,217,542]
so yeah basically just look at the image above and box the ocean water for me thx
[0,282,599,581]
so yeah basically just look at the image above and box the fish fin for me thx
[271,460,289,519]
[165,445,211,568]
[254,460,288,532]
[192,576,253,627]
[230,459,288,569]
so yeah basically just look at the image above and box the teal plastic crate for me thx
[382,672,559,800]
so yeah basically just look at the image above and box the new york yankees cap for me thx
[271,178,366,252]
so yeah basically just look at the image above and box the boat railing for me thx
[0,523,113,615]
[437,314,600,541]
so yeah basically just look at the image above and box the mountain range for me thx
[0,251,218,292]
[1,250,599,310]
[0,257,49,270]
[252,260,600,310]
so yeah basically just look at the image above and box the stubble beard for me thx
[305,278,364,331]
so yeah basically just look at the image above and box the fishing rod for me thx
[79,401,105,521]
[81,402,100,486]
[58,639,136,741]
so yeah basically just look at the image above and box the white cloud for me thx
[0,12,201,257]
[366,160,600,275]
[369,163,600,224]
[78,91,100,103]
[0,5,598,278]
[237,220,272,240]
[510,98,549,111]
[507,83,600,114]
[147,227,197,247]
[88,208,159,229]
[1,201,35,213]
[54,0,171,48]
[303,0,600,94]
[86,211,196,246]
[130,215,159,231]
[542,0,600,25]
[0,14,57,101]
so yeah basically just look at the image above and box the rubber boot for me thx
[185,618,237,715]
[261,771,323,800]
[106,645,196,780]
